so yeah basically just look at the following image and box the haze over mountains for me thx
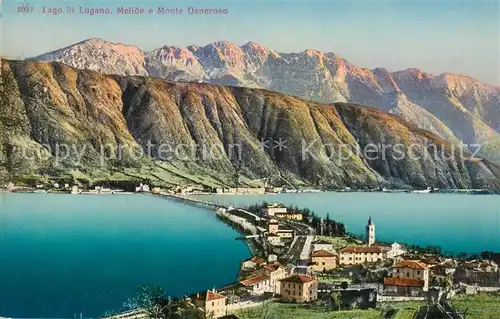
[32,38,500,165]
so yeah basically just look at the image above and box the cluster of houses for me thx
[189,211,416,318]
[214,185,287,195]
[135,183,150,193]
[261,204,304,247]
[28,182,151,195]
[189,255,319,318]
[305,217,500,298]
[304,216,438,296]
[262,203,303,221]
[307,217,406,268]
[215,187,266,195]
[186,207,499,318]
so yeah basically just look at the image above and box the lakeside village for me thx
[4,179,500,196]
[105,199,500,319]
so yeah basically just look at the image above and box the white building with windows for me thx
[339,246,385,265]
[261,203,287,217]
[312,239,335,253]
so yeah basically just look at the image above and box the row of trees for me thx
[311,212,347,237]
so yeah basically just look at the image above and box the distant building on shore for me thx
[70,186,80,194]
[339,246,385,265]
[135,183,150,193]
[216,187,265,195]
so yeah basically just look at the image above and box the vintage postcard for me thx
[1,0,500,318]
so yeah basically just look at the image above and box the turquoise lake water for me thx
[1,192,499,318]
[195,192,500,254]
[0,193,250,318]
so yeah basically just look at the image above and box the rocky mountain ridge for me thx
[32,38,500,164]
[3,59,500,189]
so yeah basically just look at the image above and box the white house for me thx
[386,243,407,259]
[135,183,150,193]
[240,275,271,294]
[312,239,335,253]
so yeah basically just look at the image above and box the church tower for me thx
[366,216,375,246]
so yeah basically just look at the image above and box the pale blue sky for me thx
[3,0,499,84]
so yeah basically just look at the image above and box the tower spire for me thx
[366,215,375,246]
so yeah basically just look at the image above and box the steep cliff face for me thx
[32,38,500,165]
[3,60,500,189]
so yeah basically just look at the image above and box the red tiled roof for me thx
[372,242,392,250]
[244,256,266,265]
[340,246,383,253]
[240,275,270,287]
[313,239,333,245]
[194,290,226,302]
[311,250,337,258]
[261,265,276,272]
[260,262,283,272]
[393,260,428,270]
[280,275,316,284]
[384,277,425,287]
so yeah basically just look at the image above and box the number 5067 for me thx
[17,6,34,13]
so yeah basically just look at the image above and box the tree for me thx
[340,281,349,290]
[330,291,342,311]
[349,296,363,310]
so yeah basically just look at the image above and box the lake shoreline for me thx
[0,193,251,318]
[190,192,500,255]
[3,190,499,255]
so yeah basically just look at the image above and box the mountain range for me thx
[2,59,500,189]
[32,38,500,165]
